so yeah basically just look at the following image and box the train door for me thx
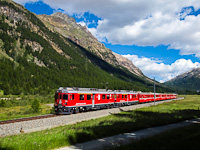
[127,94,129,105]
[114,91,117,107]
[92,94,95,108]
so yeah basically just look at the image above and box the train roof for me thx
[56,87,138,94]
[55,87,177,95]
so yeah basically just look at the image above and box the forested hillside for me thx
[0,0,172,95]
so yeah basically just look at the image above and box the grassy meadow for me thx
[0,104,53,121]
[0,95,200,150]
[0,95,54,121]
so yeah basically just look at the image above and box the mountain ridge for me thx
[165,67,200,91]
[37,12,146,79]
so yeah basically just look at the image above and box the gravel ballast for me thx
[0,99,181,137]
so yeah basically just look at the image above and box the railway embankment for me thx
[0,98,183,137]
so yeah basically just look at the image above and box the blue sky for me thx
[16,0,200,82]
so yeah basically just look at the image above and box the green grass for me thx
[0,94,54,121]
[0,104,53,121]
[0,95,200,150]
[111,124,200,150]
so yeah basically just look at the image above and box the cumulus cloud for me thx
[14,0,200,57]
[77,21,87,27]
[14,0,39,4]
[123,54,200,83]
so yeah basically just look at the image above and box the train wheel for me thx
[73,108,79,114]
[76,108,80,113]
[82,107,87,112]
[79,107,83,113]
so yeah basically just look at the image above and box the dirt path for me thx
[55,117,199,150]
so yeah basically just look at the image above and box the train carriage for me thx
[115,91,139,106]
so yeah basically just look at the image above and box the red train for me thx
[54,87,177,114]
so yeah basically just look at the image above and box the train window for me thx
[125,95,127,98]
[122,95,124,99]
[80,94,84,100]
[87,94,91,100]
[63,94,68,100]
[107,94,109,99]
[102,95,106,99]
[72,94,74,100]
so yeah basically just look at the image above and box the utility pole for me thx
[154,77,156,105]
[101,82,109,91]
[106,82,109,91]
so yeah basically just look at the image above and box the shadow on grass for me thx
[111,124,200,150]
[66,109,200,145]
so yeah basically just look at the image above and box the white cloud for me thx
[14,0,200,57]
[123,54,200,82]
[77,21,86,27]
[14,0,39,5]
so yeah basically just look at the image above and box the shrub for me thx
[31,98,40,113]
[7,112,13,116]
[50,106,55,114]
[0,100,6,107]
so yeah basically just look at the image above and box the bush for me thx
[50,106,55,114]
[0,100,6,107]
[31,98,40,113]
[7,112,13,116]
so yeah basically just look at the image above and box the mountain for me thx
[37,12,145,78]
[165,67,200,91]
[0,0,171,95]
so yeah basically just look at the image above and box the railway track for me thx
[0,98,183,137]
[0,98,184,126]
[0,114,59,125]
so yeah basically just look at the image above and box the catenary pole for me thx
[154,77,156,105]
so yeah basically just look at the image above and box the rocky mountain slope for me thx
[0,0,171,95]
[165,67,200,91]
[37,12,145,78]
